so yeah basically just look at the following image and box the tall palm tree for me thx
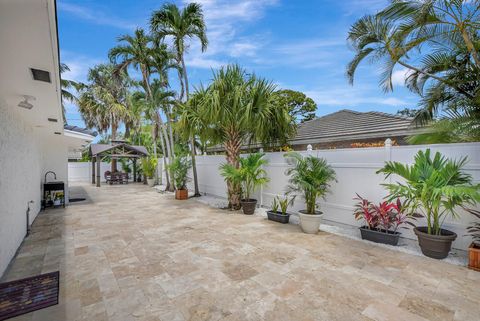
[179,64,294,209]
[151,2,208,197]
[109,28,177,188]
[78,63,130,172]
[60,63,81,124]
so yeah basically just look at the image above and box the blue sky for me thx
[58,0,418,128]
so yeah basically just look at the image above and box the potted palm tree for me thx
[220,153,269,215]
[169,155,192,200]
[284,152,336,234]
[267,195,294,224]
[378,149,479,259]
[141,157,157,187]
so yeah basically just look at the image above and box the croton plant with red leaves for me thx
[353,194,419,234]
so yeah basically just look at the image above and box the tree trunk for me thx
[111,121,118,172]
[161,123,175,190]
[181,55,200,197]
[224,136,242,210]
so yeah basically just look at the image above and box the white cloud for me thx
[58,2,138,30]
[391,68,413,87]
[302,84,412,108]
[61,51,104,83]
[181,0,278,68]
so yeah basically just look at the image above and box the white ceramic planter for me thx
[298,210,323,234]
[146,178,155,187]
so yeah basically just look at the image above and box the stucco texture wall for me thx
[0,98,42,275]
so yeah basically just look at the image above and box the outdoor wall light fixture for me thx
[54,132,62,135]
[48,118,58,122]
[18,95,36,110]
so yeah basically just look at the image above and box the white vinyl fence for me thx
[181,142,479,250]
[68,161,111,182]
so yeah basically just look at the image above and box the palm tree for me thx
[346,1,480,131]
[377,149,480,235]
[150,2,208,197]
[78,63,130,171]
[179,64,294,209]
[284,152,336,214]
[60,63,81,124]
[109,28,178,188]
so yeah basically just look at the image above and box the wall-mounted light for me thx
[18,95,36,110]
[54,132,62,135]
[48,118,58,122]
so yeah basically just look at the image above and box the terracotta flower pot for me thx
[414,227,457,259]
[468,243,480,272]
[241,199,257,215]
[175,189,188,200]
[298,210,323,234]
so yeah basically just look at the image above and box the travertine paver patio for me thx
[3,183,480,321]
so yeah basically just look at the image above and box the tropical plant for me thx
[141,156,157,179]
[220,153,269,202]
[78,63,131,171]
[465,208,480,246]
[347,1,480,141]
[120,159,132,174]
[377,149,480,235]
[169,155,192,190]
[109,28,177,189]
[151,2,208,197]
[353,194,417,233]
[60,63,81,124]
[284,152,336,214]
[271,195,295,215]
[181,65,294,209]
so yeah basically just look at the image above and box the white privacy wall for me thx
[188,143,480,250]
[68,162,112,182]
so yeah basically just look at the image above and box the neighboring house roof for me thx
[290,109,419,145]
[64,125,97,137]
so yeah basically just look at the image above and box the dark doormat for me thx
[69,197,86,203]
[0,271,59,320]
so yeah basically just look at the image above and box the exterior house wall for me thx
[184,142,480,251]
[0,98,42,275]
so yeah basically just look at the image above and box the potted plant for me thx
[169,155,192,200]
[141,157,157,187]
[353,194,418,246]
[378,149,479,259]
[267,195,295,224]
[284,152,336,234]
[220,153,269,215]
[465,208,480,271]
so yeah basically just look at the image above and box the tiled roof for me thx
[290,109,416,144]
[64,125,97,137]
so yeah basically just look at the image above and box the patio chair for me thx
[104,171,112,184]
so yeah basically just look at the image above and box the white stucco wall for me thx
[0,98,43,275]
[0,98,74,276]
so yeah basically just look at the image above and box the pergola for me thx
[89,141,149,187]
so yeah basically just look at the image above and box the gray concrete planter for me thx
[146,178,155,187]
[414,227,457,259]
[359,226,400,246]
[298,210,323,234]
[267,211,290,224]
